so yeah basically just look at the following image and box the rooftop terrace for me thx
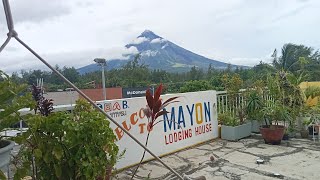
[117,134,320,180]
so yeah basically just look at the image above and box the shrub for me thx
[218,113,240,127]
[14,99,121,179]
[180,80,213,93]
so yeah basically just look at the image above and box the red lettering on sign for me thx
[113,102,121,110]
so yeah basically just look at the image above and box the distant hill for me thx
[78,30,240,74]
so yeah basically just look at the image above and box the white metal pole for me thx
[102,65,106,100]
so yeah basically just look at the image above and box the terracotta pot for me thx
[259,125,285,145]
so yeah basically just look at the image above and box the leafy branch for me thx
[131,84,179,179]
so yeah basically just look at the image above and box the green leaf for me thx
[34,148,42,158]
[13,168,27,180]
[0,171,6,180]
[53,146,63,160]
[44,152,51,163]
[54,164,62,177]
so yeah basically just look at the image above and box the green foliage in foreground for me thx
[13,99,121,179]
[0,70,33,179]
[0,70,34,140]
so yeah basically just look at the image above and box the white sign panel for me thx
[96,90,218,169]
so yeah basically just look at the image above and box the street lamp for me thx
[94,58,107,100]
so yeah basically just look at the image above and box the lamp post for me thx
[94,58,107,100]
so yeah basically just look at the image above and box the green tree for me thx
[273,43,316,75]
[180,80,213,93]
[62,66,79,83]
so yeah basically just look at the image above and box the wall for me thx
[44,91,79,105]
[79,88,122,101]
[299,81,320,90]
[95,90,218,169]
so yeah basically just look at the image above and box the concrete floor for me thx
[116,135,320,180]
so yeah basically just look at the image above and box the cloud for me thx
[1,0,320,73]
[228,57,262,67]
[272,4,309,22]
[219,53,274,67]
[121,46,139,57]
[130,37,149,44]
[150,38,167,44]
[141,50,158,57]
[2,46,19,52]
[2,0,70,24]
[1,46,139,73]
[105,46,139,60]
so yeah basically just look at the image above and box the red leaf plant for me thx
[131,84,179,179]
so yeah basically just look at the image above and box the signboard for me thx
[96,90,218,169]
[122,87,154,98]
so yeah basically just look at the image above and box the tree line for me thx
[9,43,320,93]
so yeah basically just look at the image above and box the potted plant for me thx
[297,105,312,133]
[306,105,320,137]
[220,108,252,141]
[259,71,300,144]
[300,118,310,138]
[260,100,291,144]
[13,85,122,179]
[246,87,264,133]
[220,74,251,141]
[300,88,320,137]
[0,70,33,178]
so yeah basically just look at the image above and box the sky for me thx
[1,0,320,73]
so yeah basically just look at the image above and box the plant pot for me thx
[300,130,309,138]
[221,122,252,141]
[259,125,285,145]
[297,116,311,130]
[288,132,296,138]
[251,120,262,133]
[282,133,289,140]
[218,125,222,138]
[0,140,15,172]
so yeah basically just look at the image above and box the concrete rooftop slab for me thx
[116,134,320,180]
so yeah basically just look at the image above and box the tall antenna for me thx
[0,1,183,179]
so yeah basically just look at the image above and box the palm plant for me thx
[272,44,312,73]
[246,89,264,120]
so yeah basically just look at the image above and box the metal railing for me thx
[216,90,246,115]
[216,90,274,115]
